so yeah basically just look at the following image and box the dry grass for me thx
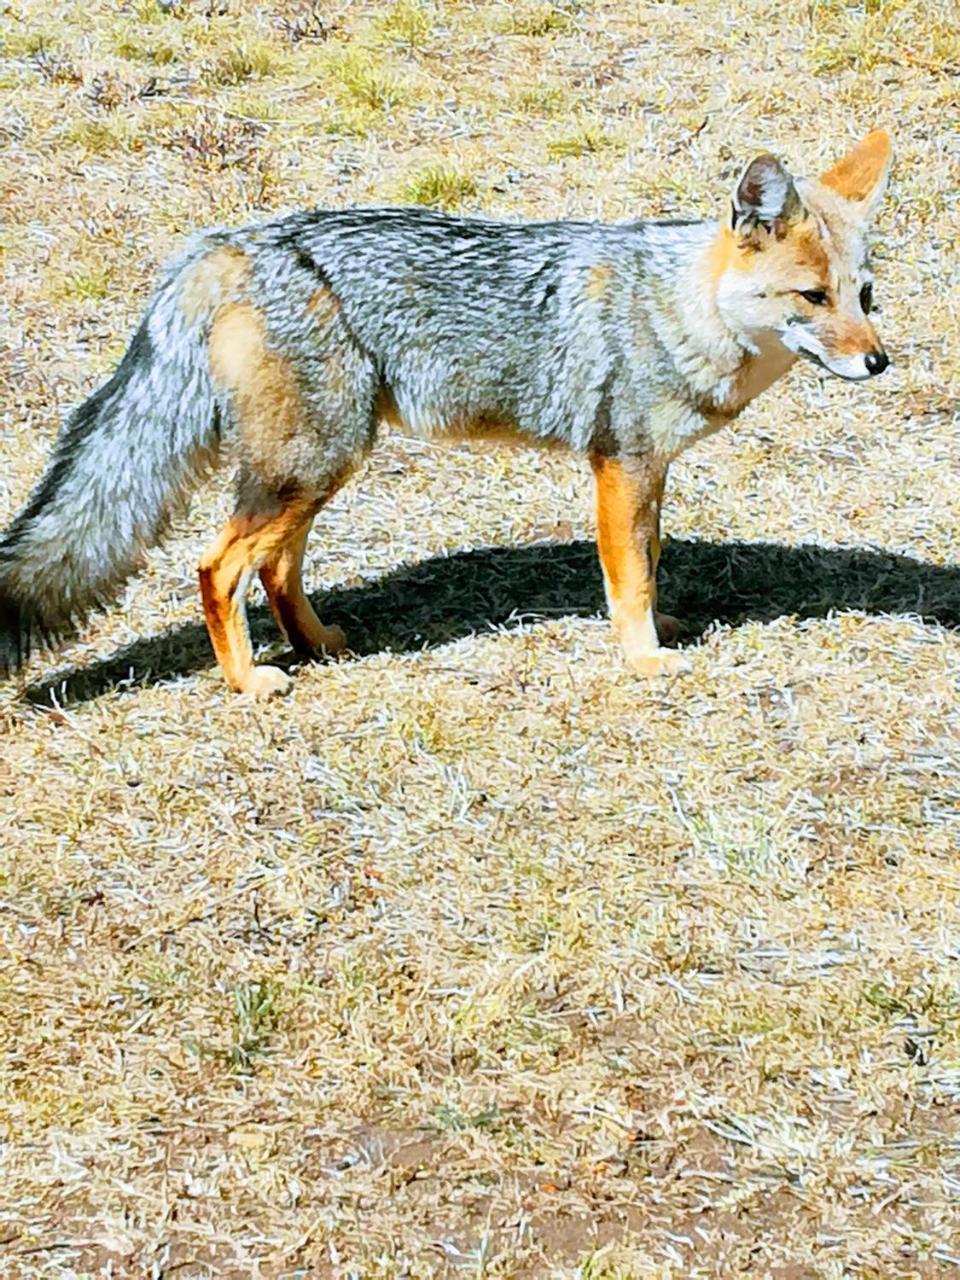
[1,0,959,1275]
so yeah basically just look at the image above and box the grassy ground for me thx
[1,0,959,1275]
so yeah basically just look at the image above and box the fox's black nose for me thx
[865,349,889,376]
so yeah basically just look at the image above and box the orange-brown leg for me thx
[648,465,681,645]
[590,453,688,676]
[198,495,321,698]
[259,517,346,656]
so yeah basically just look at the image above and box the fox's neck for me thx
[642,222,796,417]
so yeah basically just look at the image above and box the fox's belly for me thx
[375,384,575,452]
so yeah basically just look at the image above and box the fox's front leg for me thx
[589,452,688,677]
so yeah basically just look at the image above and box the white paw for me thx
[242,665,293,699]
[626,648,692,677]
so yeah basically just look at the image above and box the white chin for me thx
[794,347,872,381]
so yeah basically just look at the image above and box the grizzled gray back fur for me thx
[264,208,712,455]
[0,205,715,669]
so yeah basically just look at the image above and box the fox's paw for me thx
[241,665,293,700]
[290,620,347,657]
[654,612,682,645]
[627,648,692,678]
[314,623,347,656]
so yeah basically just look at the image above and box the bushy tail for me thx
[0,266,222,671]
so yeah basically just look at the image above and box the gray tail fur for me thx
[0,274,221,672]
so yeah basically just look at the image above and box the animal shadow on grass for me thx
[23,538,960,706]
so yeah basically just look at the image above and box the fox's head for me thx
[714,130,892,381]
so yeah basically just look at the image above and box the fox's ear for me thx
[820,129,892,217]
[731,154,802,239]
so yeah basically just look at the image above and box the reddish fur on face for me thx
[719,217,831,284]
[802,307,882,363]
[787,224,831,279]
[708,151,888,382]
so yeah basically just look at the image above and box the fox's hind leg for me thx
[259,515,345,656]
[199,491,324,698]
[202,274,379,695]
[590,453,688,677]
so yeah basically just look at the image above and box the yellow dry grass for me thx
[1,0,959,1275]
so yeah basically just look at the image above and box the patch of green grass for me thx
[374,0,436,48]
[401,161,479,208]
[863,979,960,1033]
[863,981,911,1016]
[207,38,287,87]
[65,117,144,155]
[806,3,909,73]
[501,2,579,36]
[518,907,562,953]
[808,33,881,73]
[324,45,407,112]
[512,81,569,115]
[221,90,285,125]
[112,25,180,66]
[930,19,960,64]
[53,265,115,303]
[1,27,56,58]
[578,1251,638,1280]
[811,0,902,11]
[230,979,282,1071]
[131,0,175,19]
[430,1103,504,1133]
[546,123,612,159]
[177,976,288,1077]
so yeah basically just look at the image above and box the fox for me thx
[0,130,891,698]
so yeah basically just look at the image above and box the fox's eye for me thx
[798,289,828,306]
[859,282,873,313]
